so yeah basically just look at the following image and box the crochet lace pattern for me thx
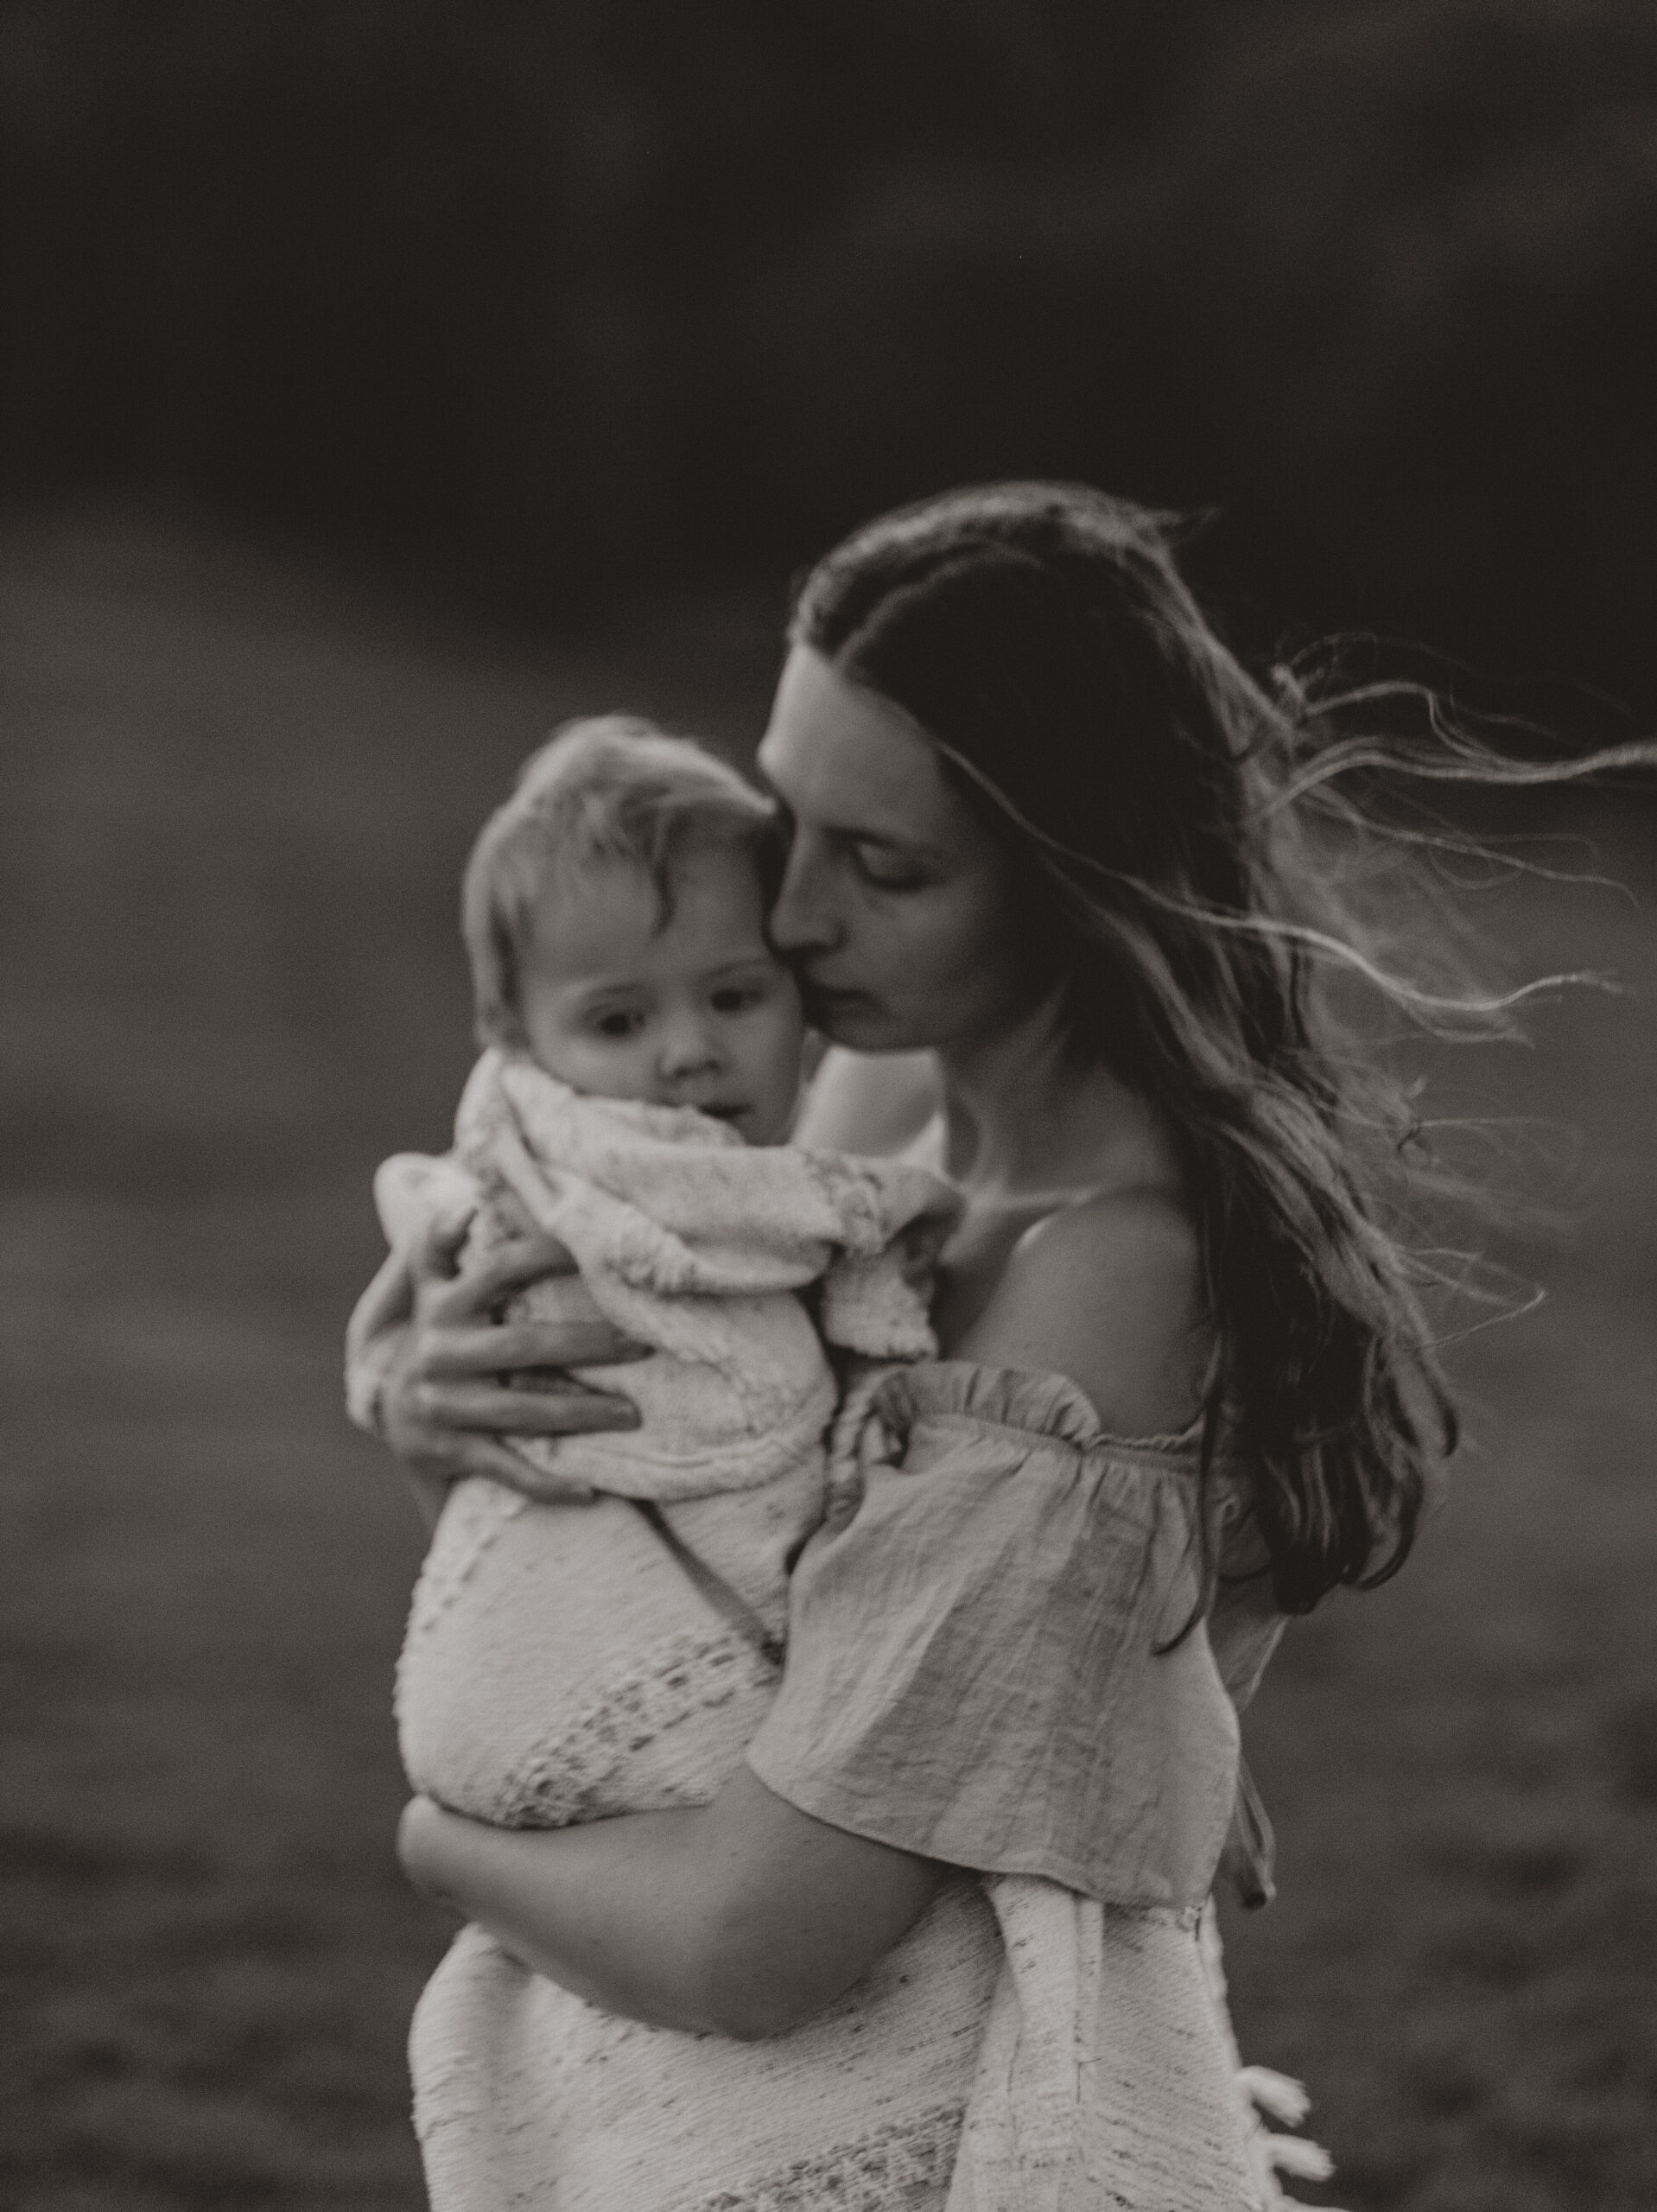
[490,1622,778,1828]
[678,2105,965,2212]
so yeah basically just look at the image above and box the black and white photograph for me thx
[3,7,1655,2209]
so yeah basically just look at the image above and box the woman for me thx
[351,482,1482,2208]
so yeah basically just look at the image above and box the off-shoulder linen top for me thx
[746,1361,1282,1910]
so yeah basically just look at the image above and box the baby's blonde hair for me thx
[462,715,778,1048]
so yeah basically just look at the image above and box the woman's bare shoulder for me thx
[952,1189,1210,1439]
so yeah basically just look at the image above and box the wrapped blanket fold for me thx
[383,1048,962,1503]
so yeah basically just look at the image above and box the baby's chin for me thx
[699,1099,793,1147]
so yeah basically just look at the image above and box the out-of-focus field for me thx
[2,516,1653,2211]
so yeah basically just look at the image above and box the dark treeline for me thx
[3,0,1654,703]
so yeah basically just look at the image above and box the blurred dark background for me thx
[3,0,1655,703]
[3,5,1655,2209]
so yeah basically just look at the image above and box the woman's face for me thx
[756,645,1035,1054]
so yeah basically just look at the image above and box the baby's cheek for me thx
[538,1033,656,1102]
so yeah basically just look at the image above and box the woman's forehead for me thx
[757,645,960,841]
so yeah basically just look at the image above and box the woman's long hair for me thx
[791,480,1647,1616]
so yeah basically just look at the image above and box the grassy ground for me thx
[2,514,1653,2209]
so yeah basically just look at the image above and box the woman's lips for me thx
[801,980,875,1020]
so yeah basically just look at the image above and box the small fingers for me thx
[411,1379,642,1435]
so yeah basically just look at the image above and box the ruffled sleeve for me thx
[745,1362,1248,1909]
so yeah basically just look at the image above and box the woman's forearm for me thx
[400,1796,736,2031]
[398,1768,949,2041]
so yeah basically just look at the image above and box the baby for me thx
[390,715,957,1826]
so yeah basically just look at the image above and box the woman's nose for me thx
[767,835,841,957]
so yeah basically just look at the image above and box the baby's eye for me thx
[849,841,928,892]
[710,982,766,1014]
[592,1007,646,1039]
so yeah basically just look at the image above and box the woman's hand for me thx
[363,1205,651,1513]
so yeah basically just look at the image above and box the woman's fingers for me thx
[408,1201,479,1288]
[422,1322,655,1376]
[424,1233,578,1323]
[412,1378,642,1435]
[347,1243,416,1362]
[378,1214,651,1464]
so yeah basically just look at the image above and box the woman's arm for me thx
[398,1767,951,2041]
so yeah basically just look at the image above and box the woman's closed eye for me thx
[848,839,930,892]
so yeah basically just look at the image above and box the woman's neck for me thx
[934,991,1179,1207]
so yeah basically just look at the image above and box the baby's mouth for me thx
[699,1102,749,1123]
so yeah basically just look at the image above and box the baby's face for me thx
[517,845,805,1144]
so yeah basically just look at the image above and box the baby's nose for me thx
[657,1013,724,1080]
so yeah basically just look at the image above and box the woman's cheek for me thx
[852,891,946,991]
[922,886,1032,1030]
[904,885,1006,988]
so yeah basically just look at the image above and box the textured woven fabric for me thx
[410,1886,1002,2212]
[947,1888,1261,2212]
[749,1362,1254,1907]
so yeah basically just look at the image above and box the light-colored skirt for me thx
[410,1876,1000,2212]
[409,1874,1271,2212]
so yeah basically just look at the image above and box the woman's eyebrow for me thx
[752,765,943,858]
